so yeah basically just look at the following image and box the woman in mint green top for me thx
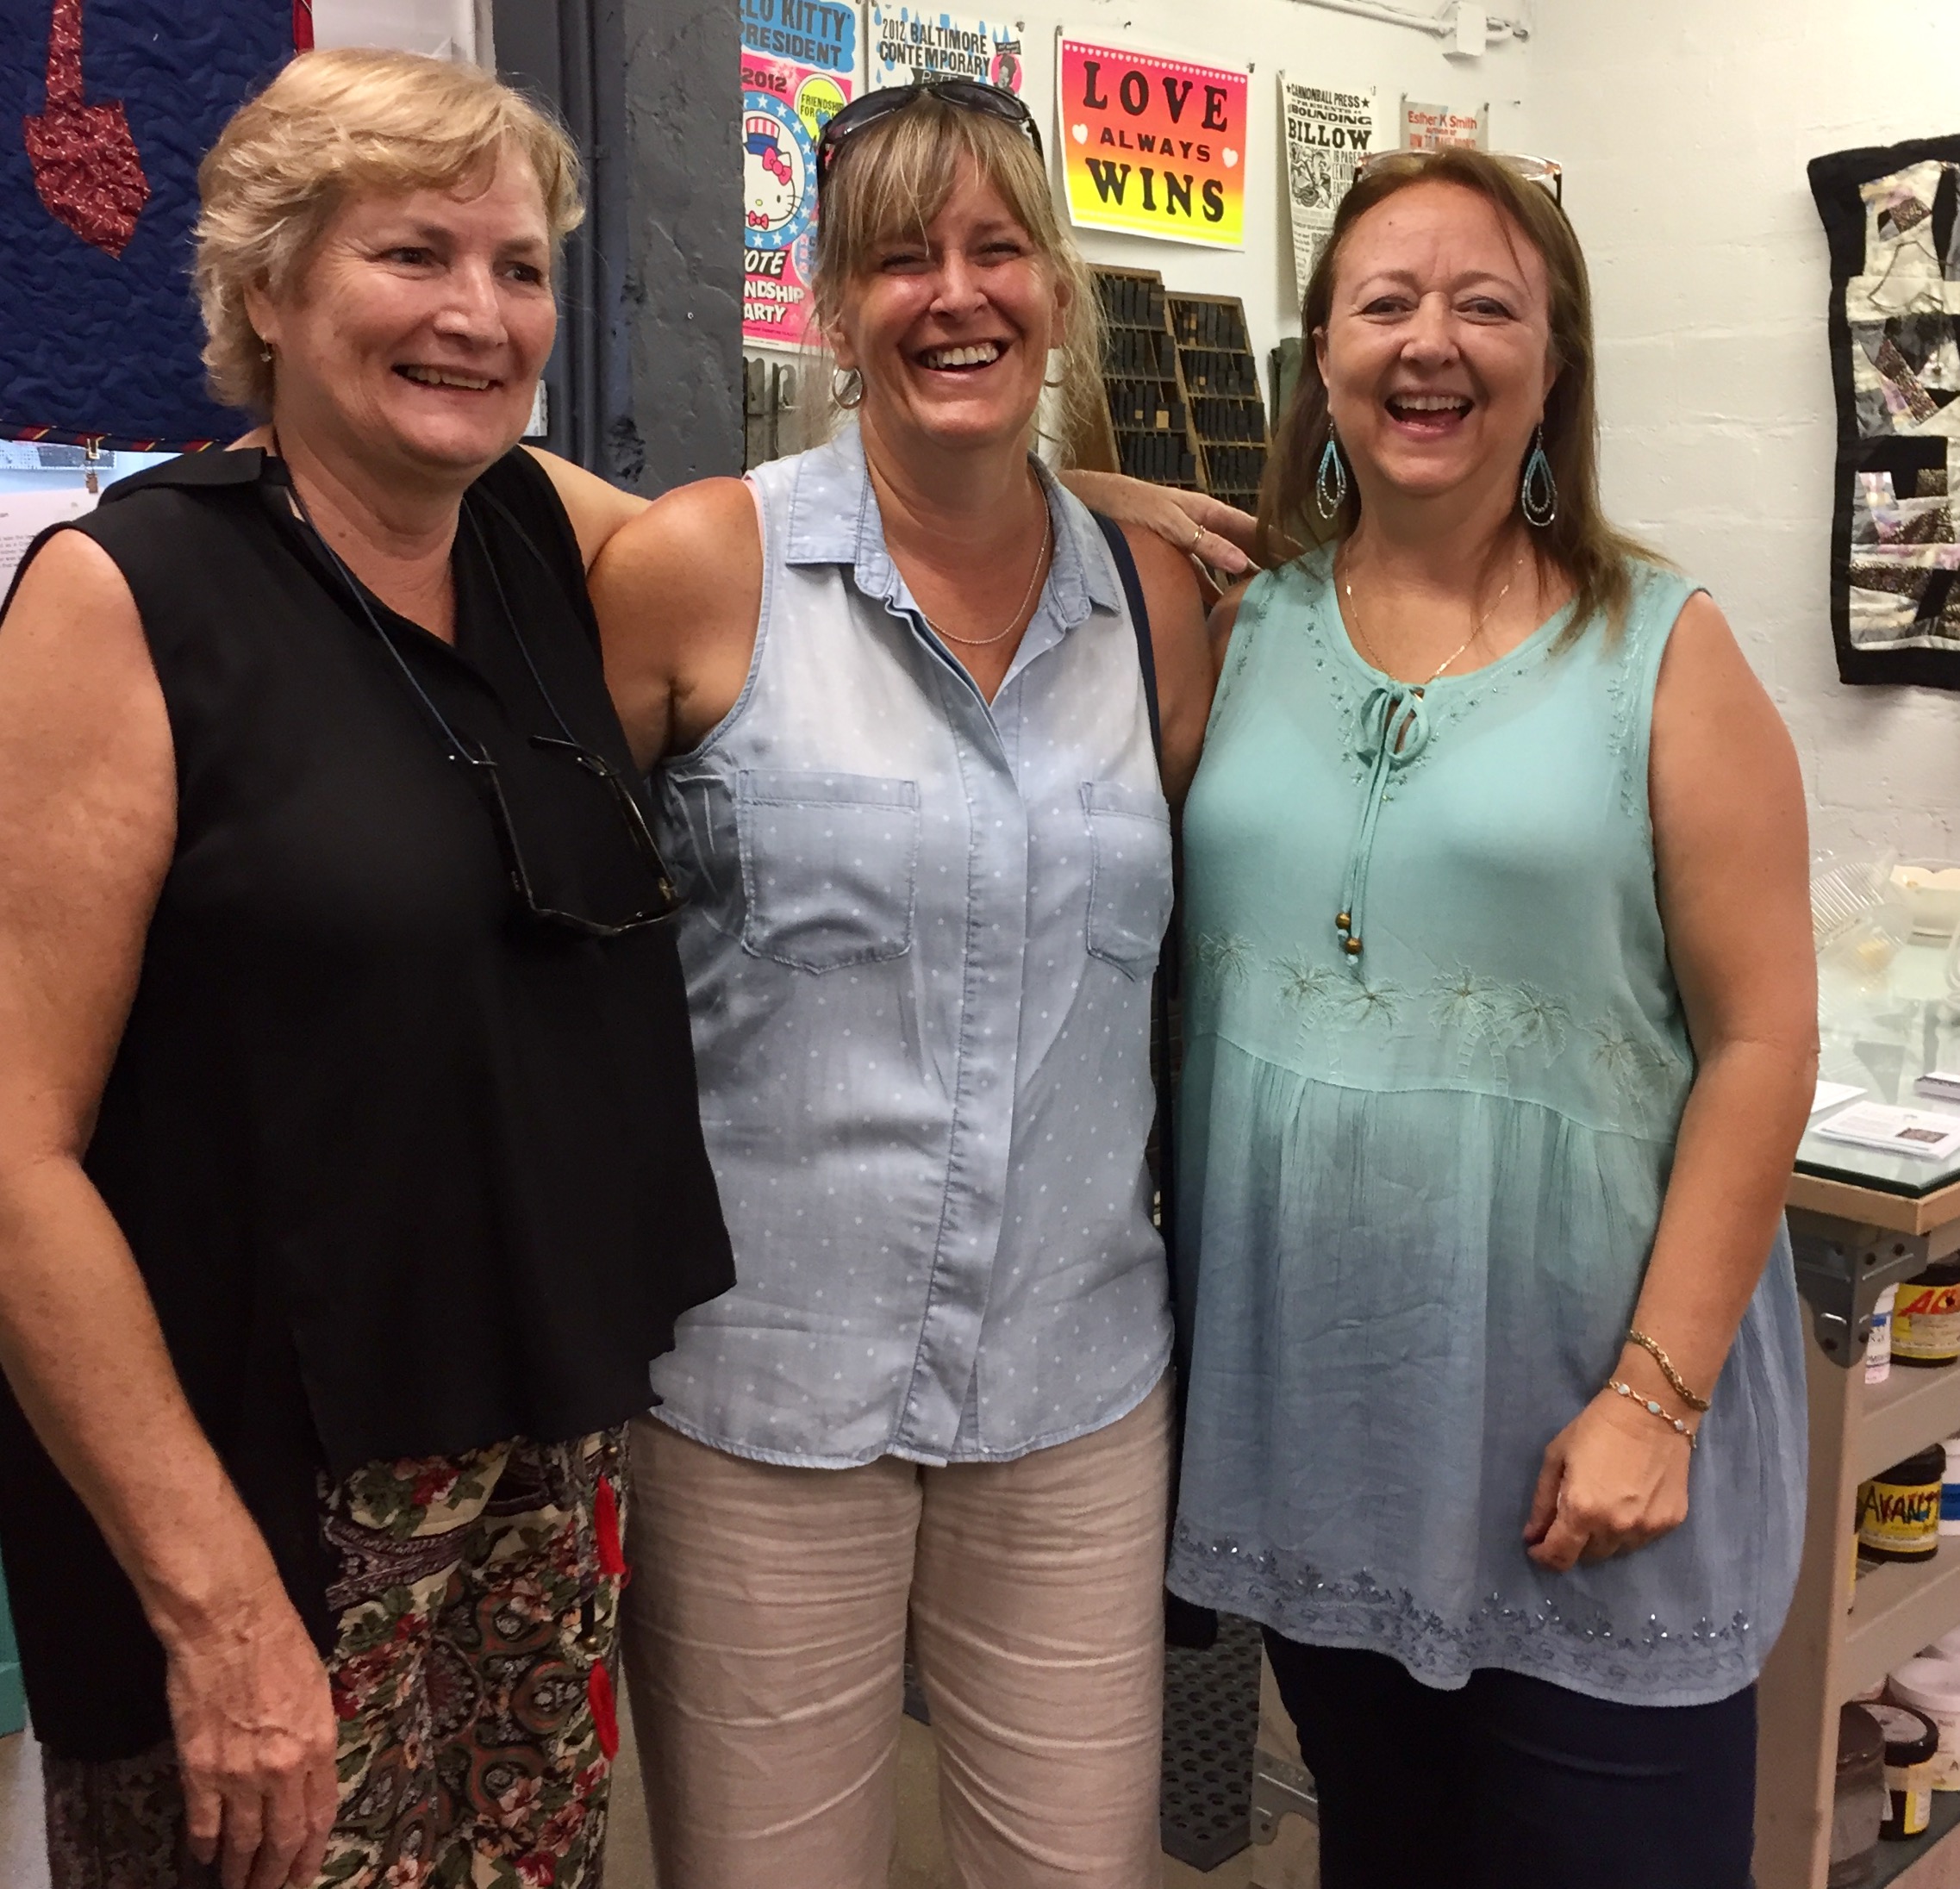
[1167,151,1815,1887]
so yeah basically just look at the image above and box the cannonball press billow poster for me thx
[1280,75,1376,307]
[868,6,1024,93]
[1055,34,1247,250]
[1809,136,1960,689]
[740,0,856,349]
[0,0,298,449]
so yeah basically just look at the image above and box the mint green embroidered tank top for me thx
[1166,547,1807,1705]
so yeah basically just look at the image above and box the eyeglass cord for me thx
[275,446,586,768]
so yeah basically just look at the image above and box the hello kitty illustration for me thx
[743,97,815,248]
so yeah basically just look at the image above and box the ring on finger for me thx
[1187,520,1206,554]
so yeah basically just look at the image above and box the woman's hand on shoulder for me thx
[1061,470,1258,586]
[587,477,762,769]
[1120,523,1213,807]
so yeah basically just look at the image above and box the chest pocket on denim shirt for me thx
[1082,781,1173,979]
[737,770,920,972]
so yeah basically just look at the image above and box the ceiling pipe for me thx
[1283,0,1529,42]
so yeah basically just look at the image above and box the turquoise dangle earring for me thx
[1314,432,1349,520]
[1520,424,1557,528]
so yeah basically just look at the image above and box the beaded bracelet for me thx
[1626,1327,1712,1412]
[1607,1378,1699,1449]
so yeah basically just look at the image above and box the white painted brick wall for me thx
[1520,1,1960,857]
[1033,0,1960,858]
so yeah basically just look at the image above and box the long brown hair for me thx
[1259,147,1656,641]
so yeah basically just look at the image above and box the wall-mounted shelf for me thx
[1169,293,1270,510]
[1077,266,1206,493]
[1071,273,1272,515]
[1757,1192,1960,1886]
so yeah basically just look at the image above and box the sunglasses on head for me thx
[815,80,1042,196]
[1354,147,1564,204]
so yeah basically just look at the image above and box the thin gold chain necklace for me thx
[1341,548,1526,689]
[921,499,1053,648]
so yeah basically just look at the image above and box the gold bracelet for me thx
[1607,1379,1699,1449]
[1625,1328,1711,1412]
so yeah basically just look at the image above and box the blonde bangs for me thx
[194,48,584,415]
[809,97,1103,447]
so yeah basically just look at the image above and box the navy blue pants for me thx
[1264,1636,1757,1889]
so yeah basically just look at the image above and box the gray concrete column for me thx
[497,0,741,493]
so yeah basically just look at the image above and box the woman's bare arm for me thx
[0,534,336,1889]
[1206,581,1252,686]
[523,447,651,570]
[587,477,763,769]
[1526,593,1815,1571]
[1120,525,1214,807]
[1061,470,1257,579]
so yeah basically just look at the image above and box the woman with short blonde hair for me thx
[0,47,732,1889]
[193,47,586,414]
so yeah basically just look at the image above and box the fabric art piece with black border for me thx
[1809,135,1960,688]
[0,0,299,451]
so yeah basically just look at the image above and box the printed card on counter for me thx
[1915,1071,1960,1105]
[1814,1101,1960,1162]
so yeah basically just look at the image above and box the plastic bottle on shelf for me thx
[1858,1446,1946,1562]
[1944,1438,1960,1537]
[1893,1259,1960,1368]
[1890,1657,1960,1791]
[1832,1704,1885,1886]
[1868,1285,1899,1385]
[1875,1701,1941,1839]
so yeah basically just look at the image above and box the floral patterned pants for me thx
[43,1427,630,1889]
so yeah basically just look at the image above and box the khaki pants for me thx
[622,1379,1171,1889]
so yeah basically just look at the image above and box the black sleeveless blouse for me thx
[0,447,732,1758]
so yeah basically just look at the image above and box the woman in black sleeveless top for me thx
[0,52,730,1889]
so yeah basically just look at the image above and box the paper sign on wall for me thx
[1280,77,1376,306]
[1400,97,1488,151]
[869,7,1025,92]
[1056,35,1247,250]
[740,1,856,349]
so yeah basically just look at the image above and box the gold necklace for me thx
[921,500,1053,649]
[1341,549,1526,689]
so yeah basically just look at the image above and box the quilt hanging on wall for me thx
[1809,135,1960,689]
[0,0,298,451]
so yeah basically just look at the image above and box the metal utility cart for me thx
[1757,940,1960,1888]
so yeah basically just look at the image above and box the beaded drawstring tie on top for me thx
[1334,683,1432,971]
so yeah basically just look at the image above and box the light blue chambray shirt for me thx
[647,421,1173,1467]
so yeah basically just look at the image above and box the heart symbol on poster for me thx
[1223,149,1239,167]
[1072,123,1088,144]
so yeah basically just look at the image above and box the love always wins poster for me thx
[1056,34,1247,250]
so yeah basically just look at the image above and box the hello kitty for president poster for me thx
[741,0,857,349]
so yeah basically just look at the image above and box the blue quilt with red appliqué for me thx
[0,1,297,449]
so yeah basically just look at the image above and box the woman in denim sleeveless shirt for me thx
[588,90,1214,1889]
[1170,150,1815,1886]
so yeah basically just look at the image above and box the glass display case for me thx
[1803,939,1960,1201]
